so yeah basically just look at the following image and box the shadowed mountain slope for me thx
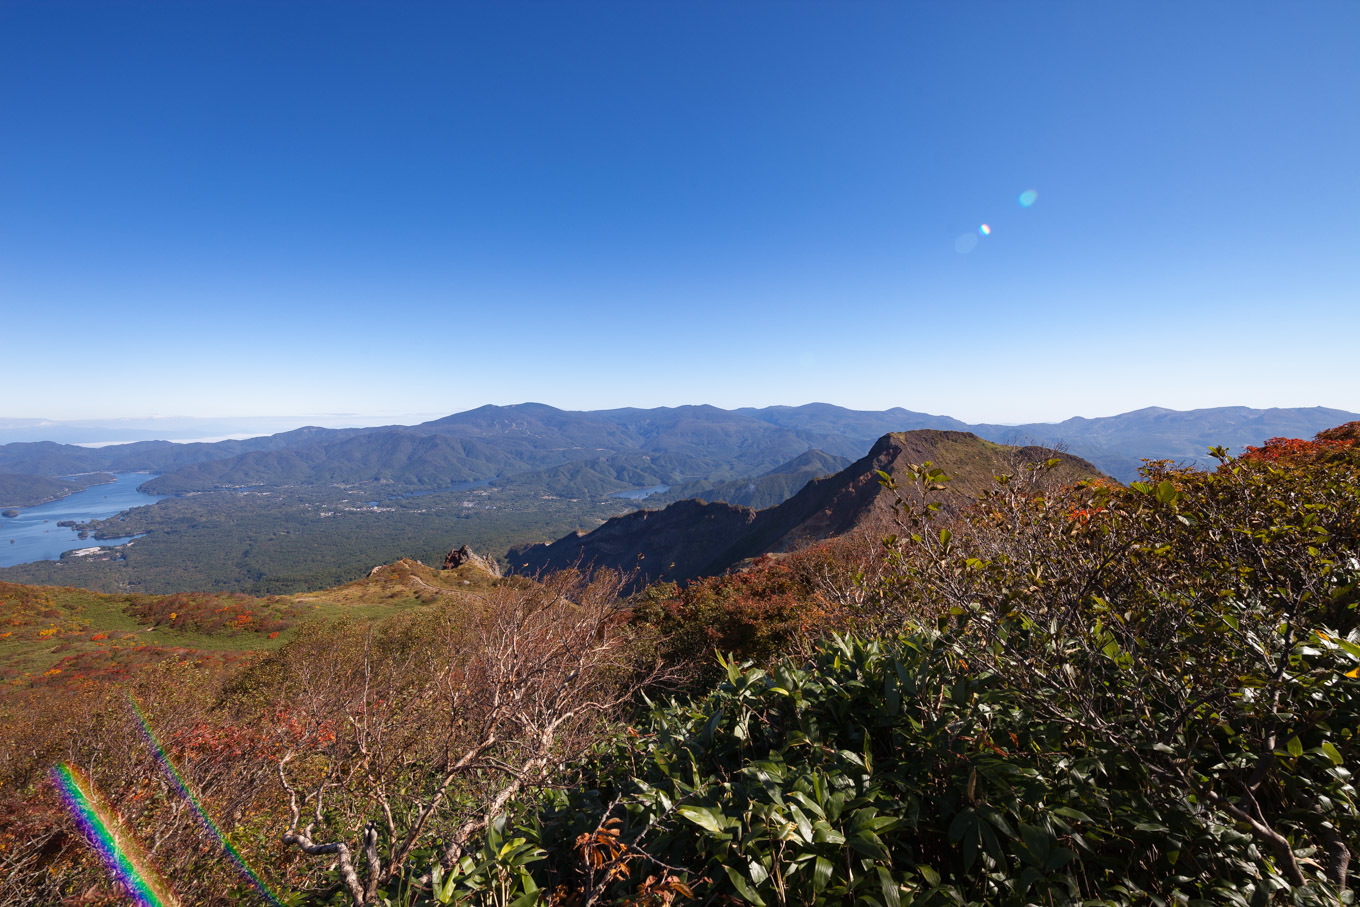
[508,498,761,583]
[510,430,1102,586]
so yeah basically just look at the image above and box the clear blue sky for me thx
[2,1,1357,424]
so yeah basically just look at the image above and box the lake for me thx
[0,473,167,568]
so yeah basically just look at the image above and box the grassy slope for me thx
[0,560,501,696]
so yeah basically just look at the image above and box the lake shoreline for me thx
[0,473,166,568]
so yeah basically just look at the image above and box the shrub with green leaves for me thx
[448,619,1352,906]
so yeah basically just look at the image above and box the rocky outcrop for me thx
[369,558,428,577]
[443,544,502,577]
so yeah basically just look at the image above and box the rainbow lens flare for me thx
[129,696,283,906]
[1018,189,1038,207]
[979,224,991,235]
[52,763,179,907]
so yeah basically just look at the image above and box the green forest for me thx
[0,471,114,509]
[2,423,1357,905]
[0,483,636,594]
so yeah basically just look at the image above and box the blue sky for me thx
[2,1,1357,425]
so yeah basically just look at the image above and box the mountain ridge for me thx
[510,430,1103,587]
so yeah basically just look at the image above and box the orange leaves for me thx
[1241,431,1356,466]
[576,817,630,879]
[1066,506,1108,525]
[125,590,304,637]
[1314,420,1360,443]
[571,809,695,903]
[268,707,307,744]
[628,873,696,906]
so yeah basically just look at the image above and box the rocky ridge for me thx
[510,430,1104,587]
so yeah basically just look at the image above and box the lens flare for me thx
[1018,189,1038,207]
[954,232,979,253]
[52,763,179,907]
[979,224,991,235]
[129,696,283,906]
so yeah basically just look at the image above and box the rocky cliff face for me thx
[509,430,1104,587]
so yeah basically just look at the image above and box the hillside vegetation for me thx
[0,558,502,700]
[1,423,1357,906]
[0,471,114,508]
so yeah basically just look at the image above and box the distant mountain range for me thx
[3,404,1353,595]
[510,430,1103,586]
[732,403,1360,481]
[0,403,1354,508]
[661,449,855,510]
[0,416,383,446]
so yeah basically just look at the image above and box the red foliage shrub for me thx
[630,534,891,681]
[1240,422,1358,466]
[124,590,307,637]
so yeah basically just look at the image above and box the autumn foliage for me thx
[1240,420,1359,465]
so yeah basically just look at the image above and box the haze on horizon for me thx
[2,1,1357,425]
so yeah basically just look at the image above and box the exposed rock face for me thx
[510,430,1105,588]
[443,544,502,577]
